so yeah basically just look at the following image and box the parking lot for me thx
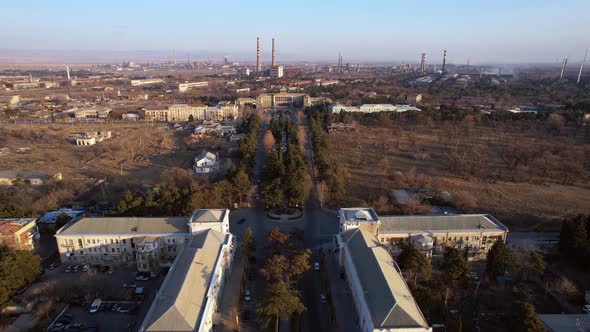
[41,263,165,331]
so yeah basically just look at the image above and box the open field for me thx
[327,120,590,231]
[0,123,230,212]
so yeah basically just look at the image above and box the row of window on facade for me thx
[63,237,184,248]
[379,235,494,245]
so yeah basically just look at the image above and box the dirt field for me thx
[327,123,590,231]
[0,123,229,212]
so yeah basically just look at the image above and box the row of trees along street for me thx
[115,114,261,216]
[0,245,42,309]
[253,227,309,332]
[395,239,549,331]
[260,113,311,208]
[307,113,346,205]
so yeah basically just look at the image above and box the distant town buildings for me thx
[0,95,21,107]
[0,218,39,250]
[68,107,112,119]
[67,130,112,146]
[329,103,421,114]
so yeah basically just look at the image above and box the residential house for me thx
[193,151,219,174]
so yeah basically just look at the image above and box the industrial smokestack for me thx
[272,38,276,67]
[560,58,568,80]
[441,50,447,74]
[173,48,176,65]
[420,53,426,74]
[578,48,588,85]
[66,66,71,80]
[256,37,261,72]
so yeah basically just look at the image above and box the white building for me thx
[67,131,112,146]
[329,103,421,114]
[270,65,284,78]
[334,229,431,332]
[72,107,112,119]
[0,95,21,107]
[131,78,164,86]
[193,151,219,174]
[179,81,209,92]
[139,228,234,332]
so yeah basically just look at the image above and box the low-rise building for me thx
[193,151,219,174]
[0,170,59,186]
[0,95,21,107]
[72,107,112,119]
[54,209,230,273]
[131,78,164,86]
[37,209,85,231]
[67,131,112,146]
[139,228,234,332]
[0,218,39,250]
[334,229,432,332]
[179,81,209,92]
[142,102,237,122]
[329,103,421,114]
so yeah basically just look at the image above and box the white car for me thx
[244,289,251,301]
[320,293,327,304]
[583,304,590,314]
[314,262,320,271]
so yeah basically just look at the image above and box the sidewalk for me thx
[218,244,246,332]
[324,244,360,332]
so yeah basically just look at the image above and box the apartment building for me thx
[142,103,237,122]
[178,81,209,92]
[131,78,164,86]
[139,228,234,332]
[72,107,112,119]
[256,92,307,109]
[55,209,230,273]
[270,65,284,78]
[0,218,39,250]
[378,214,509,260]
[334,229,431,332]
[67,130,112,146]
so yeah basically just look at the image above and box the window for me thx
[115,239,119,244]
[117,248,120,252]
[86,239,91,244]
[92,239,96,244]
[110,239,114,244]
[172,239,176,243]
[122,239,126,244]
[111,248,115,253]
[78,239,83,247]
[380,238,384,243]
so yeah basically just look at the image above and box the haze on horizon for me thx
[1,0,589,64]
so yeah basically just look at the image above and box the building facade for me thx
[54,209,230,273]
[142,103,237,122]
[329,103,421,114]
[256,92,307,109]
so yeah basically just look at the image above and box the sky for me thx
[1,0,589,64]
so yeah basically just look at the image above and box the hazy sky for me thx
[1,0,589,64]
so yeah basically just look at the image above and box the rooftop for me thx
[538,314,590,332]
[37,209,84,224]
[379,214,508,234]
[342,229,430,330]
[0,218,36,236]
[189,209,226,224]
[340,208,379,222]
[141,229,228,332]
[0,170,49,179]
[57,216,189,235]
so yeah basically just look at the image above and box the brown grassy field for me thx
[0,123,229,212]
[327,121,590,231]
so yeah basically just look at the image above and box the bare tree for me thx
[263,130,276,154]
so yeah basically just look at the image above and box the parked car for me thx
[320,293,327,304]
[117,306,131,313]
[82,264,90,272]
[583,304,590,314]
[135,272,150,281]
[65,322,83,330]
[244,289,252,301]
[72,265,80,272]
[107,266,115,274]
[150,271,157,278]
[112,303,121,312]
[89,299,101,313]
[48,262,60,270]
[51,322,65,331]
[122,283,137,288]
[314,262,320,271]
[64,265,72,273]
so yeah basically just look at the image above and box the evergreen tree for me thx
[442,247,471,280]
[397,243,431,282]
[486,240,515,277]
